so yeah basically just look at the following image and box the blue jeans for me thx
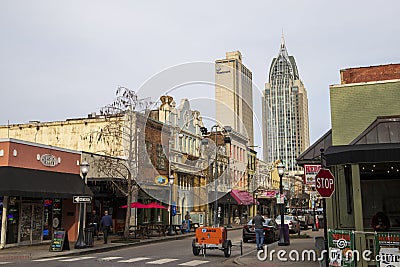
[255,228,264,249]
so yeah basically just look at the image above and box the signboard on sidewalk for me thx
[375,232,400,267]
[328,229,355,267]
[304,165,321,185]
[49,230,70,252]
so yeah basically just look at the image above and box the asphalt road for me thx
[4,229,256,267]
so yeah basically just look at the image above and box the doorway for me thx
[19,203,43,244]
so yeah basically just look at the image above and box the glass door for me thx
[32,204,43,243]
[19,204,32,243]
[19,203,43,244]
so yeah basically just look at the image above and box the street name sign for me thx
[73,196,92,203]
[315,168,335,198]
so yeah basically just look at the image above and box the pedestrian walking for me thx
[252,210,265,250]
[100,210,113,244]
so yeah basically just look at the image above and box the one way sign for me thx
[73,196,92,203]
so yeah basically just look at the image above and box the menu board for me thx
[49,230,69,252]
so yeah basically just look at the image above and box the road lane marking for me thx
[146,258,179,264]
[0,262,11,265]
[179,260,210,266]
[33,257,72,262]
[59,256,95,262]
[118,257,150,263]
[98,256,123,261]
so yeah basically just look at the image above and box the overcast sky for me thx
[1,1,399,157]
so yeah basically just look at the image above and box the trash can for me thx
[84,227,94,247]
[278,224,290,245]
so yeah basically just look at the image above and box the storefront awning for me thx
[230,190,257,206]
[0,166,93,198]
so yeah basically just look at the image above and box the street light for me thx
[277,162,289,246]
[311,186,318,231]
[200,125,231,227]
[75,161,90,249]
[167,174,175,236]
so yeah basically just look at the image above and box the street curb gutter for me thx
[33,233,196,260]
[233,241,279,265]
[35,227,243,260]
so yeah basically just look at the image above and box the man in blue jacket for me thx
[100,210,113,244]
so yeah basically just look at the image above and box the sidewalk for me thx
[234,229,324,267]
[0,226,243,262]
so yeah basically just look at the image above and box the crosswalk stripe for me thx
[98,256,123,261]
[178,260,209,266]
[118,257,150,263]
[59,256,95,262]
[33,256,72,262]
[0,262,11,265]
[146,258,179,264]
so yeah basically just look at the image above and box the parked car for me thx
[242,218,280,244]
[275,215,301,234]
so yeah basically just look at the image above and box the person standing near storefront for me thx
[89,210,100,240]
[100,210,112,244]
[252,210,265,250]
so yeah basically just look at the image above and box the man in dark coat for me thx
[100,210,113,244]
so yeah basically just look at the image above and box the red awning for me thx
[146,202,168,210]
[120,202,148,209]
[230,189,257,205]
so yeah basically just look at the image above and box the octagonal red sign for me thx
[315,168,335,198]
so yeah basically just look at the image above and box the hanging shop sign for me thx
[154,175,169,186]
[304,164,321,185]
[328,229,355,267]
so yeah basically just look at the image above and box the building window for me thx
[145,141,153,165]
[156,144,166,170]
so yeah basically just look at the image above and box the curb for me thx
[32,233,196,260]
[34,227,243,260]
[233,241,278,265]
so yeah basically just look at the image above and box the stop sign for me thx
[315,168,335,198]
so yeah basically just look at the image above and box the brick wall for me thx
[340,64,400,84]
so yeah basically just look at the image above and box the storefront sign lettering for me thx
[40,154,59,167]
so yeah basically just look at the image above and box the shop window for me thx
[361,174,400,230]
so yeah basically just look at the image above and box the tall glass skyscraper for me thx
[262,36,310,170]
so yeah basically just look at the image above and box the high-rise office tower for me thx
[215,51,254,146]
[263,36,310,170]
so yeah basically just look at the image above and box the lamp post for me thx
[75,161,90,249]
[312,186,318,231]
[211,126,219,227]
[227,192,232,228]
[167,174,175,236]
[277,162,289,246]
[200,125,231,227]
